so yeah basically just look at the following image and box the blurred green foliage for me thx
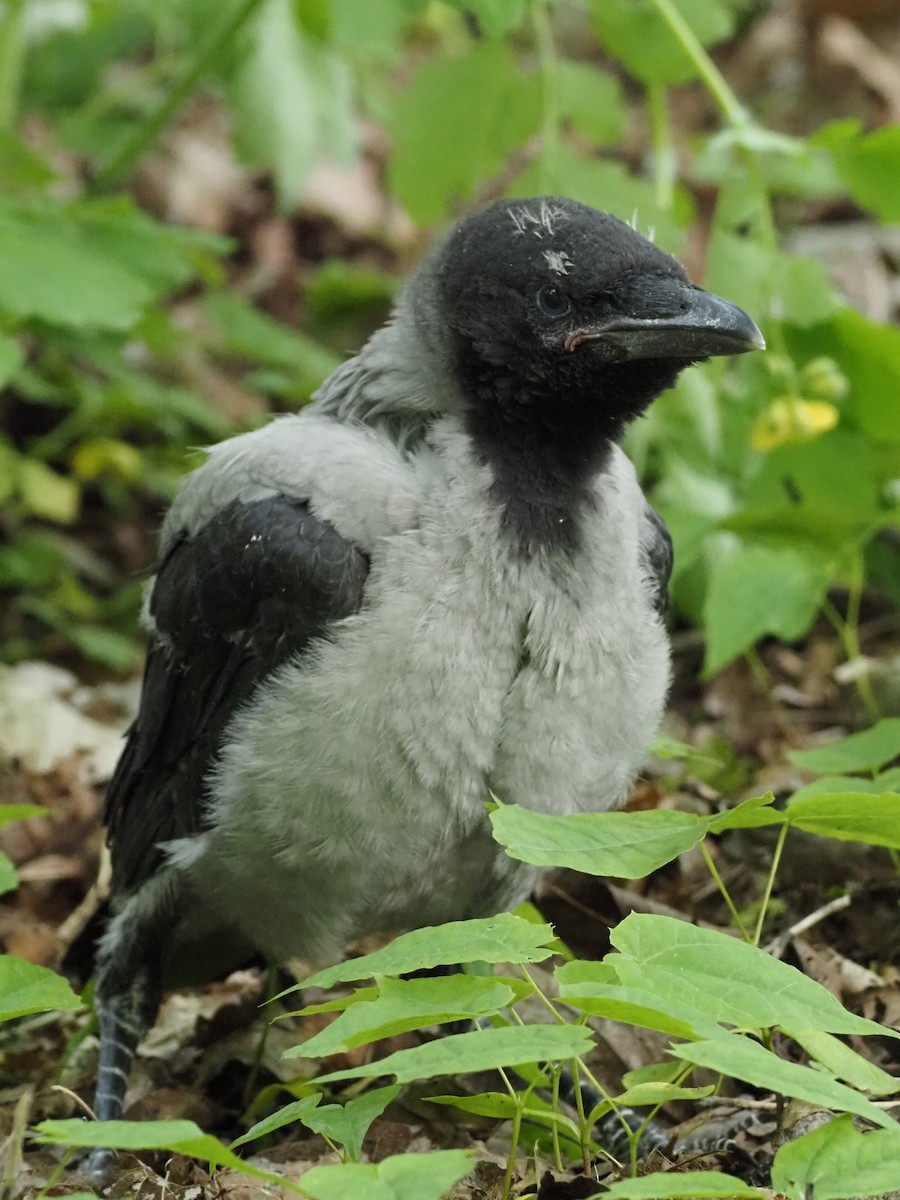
[0,0,897,680]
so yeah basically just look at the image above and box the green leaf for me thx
[16,459,80,523]
[315,1023,594,1085]
[490,804,709,877]
[614,1081,715,1107]
[286,975,521,1058]
[817,119,900,223]
[792,1030,900,1096]
[778,256,837,327]
[32,1119,291,1187]
[231,0,355,207]
[67,626,142,670]
[299,1149,473,1200]
[428,1091,519,1119]
[388,43,541,222]
[294,914,557,991]
[771,1114,900,1200]
[204,290,340,382]
[556,973,717,1041]
[786,792,900,849]
[610,914,892,1039]
[554,61,625,144]
[744,433,879,525]
[788,719,900,775]
[0,852,18,897]
[230,1095,322,1149]
[0,956,81,1020]
[602,1171,763,1199]
[590,0,735,86]
[669,1038,894,1130]
[703,541,831,675]
[299,1085,400,1161]
[789,774,899,804]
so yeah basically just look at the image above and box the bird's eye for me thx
[537,286,571,318]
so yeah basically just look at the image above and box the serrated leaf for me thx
[771,1114,900,1200]
[32,1119,289,1187]
[669,1038,894,1130]
[786,792,900,849]
[292,914,557,992]
[299,1149,473,1200]
[590,0,735,86]
[285,975,520,1058]
[0,956,81,1020]
[703,541,831,675]
[610,914,892,1039]
[490,804,709,877]
[602,1171,763,1199]
[316,1023,593,1085]
[788,719,900,775]
[389,42,541,222]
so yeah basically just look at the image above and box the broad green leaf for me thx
[669,1038,894,1129]
[792,1030,900,1096]
[294,914,557,991]
[817,119,900,222]
[771,1114,900,1200]
[788,719,900,775]
[0,852,18,897]
[590,0,735,86]
[554,61,625,144]
[707,793,784,833]
[33,1119,291,1187]
[703,542,831,675]
[490,804,709,877]
[316,1023,594,1085]
[778,256,837,327]
[389,43,541,222]
[744,433,879,524]
[300,1085,400,1161]
[230,1095,322,1149]
[602,1171,763,1199]
[555,963,718,1040]
[610,915,892,1039]
[0,956,81,1020]
[299,1149,472,1200]
[231,0,355,207]
[789,774,899,804]
[786,792,900,849]
[0,805,46,826]
[285,975,521,1058]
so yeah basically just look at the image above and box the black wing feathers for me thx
[105,495,369,895]
[643,504,673,617]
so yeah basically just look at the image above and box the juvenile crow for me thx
[88,197,763,1168]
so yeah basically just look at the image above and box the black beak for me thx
[566,276,765,362]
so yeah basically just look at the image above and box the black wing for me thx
[105,494,369,896]
[642,504,673,617]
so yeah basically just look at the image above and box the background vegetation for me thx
[0,0,898,1197]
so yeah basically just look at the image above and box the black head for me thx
[422,197,764,553]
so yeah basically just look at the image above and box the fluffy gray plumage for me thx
[86,197,762,1168]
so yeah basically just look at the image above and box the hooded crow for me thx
[87,196,763,1166]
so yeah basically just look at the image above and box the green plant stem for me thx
[498,1067,523,1200]
[568,1058,593,1175]
[647,83,675,211]
[647,0,746,126]
[531,0,559,191]
[821,554,880,723]
[699,838,752,941]
[0,0,27,132]
[93,0,268,191]
[752,820,790,945]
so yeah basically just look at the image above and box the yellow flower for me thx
[751,395,839,453]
